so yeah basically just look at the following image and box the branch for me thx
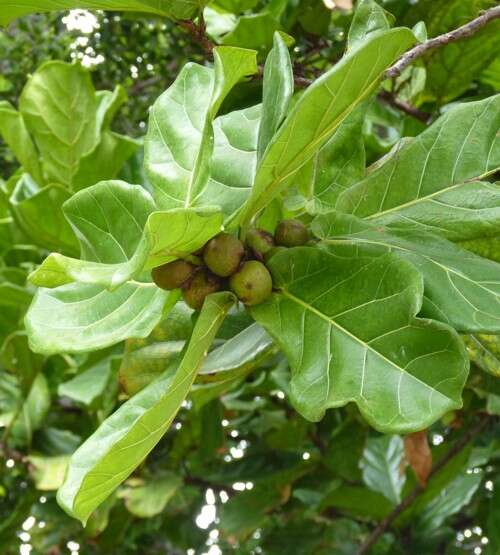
[385,6,500,78]
[377,90,431,123]
[356,416,491,555]
[177,13,214,55]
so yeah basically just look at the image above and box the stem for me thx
[385,6,500,78]
[377,90,431,123]
[356,416,491,555]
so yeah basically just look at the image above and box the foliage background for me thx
[0,1,500,554]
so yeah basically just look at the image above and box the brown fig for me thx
[203,232,245,277]
[274,219,309,247]
[182,270,223,310]
[151,260,196,290]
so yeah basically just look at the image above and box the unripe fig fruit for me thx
[151,260,196,290]
[203,232,245,277]
[230,260,272,306]
[246,228,274,256]
[182,270,223,310]
[274,219,309,247]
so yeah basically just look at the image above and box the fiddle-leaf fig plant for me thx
[14,5,500,529]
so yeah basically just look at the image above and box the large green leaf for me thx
[237,27,415,228]
[0,101,43,184]
[72,86,139,190]
[25,281,169,354]
[336,96,500,241]
[145,47,257,213]
[9,174,79,255]
[298,105,366,213]
[360,434,405,505]
[257,32,293,163]
[197,105,260,217]
[57,291,234,524]
[0,0,205,25]
[313,211,500,333]
[19,61,98,189]
[29,181,223,289]
[250,246,468,433]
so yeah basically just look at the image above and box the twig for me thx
[356,416,491,555]
[177,13,214,55]
[385,6,500,78]
[377,90,431,123]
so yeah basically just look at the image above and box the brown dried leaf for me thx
[404,430,432,486]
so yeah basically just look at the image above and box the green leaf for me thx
[313,211,500,333]
[19,61,98,189]
[336,96,500,241]
[119,302,192,396]
[199,105,260,217]
[25,281,169,355]
[360,434,405,505]
[257,32,293,162]
[320,484,393,519]
[1,332,42,394]
[238,27,416,228]
[118,473,182,518]
[198,323,274,382]
[0,101,43,184]
[58,358,114,406]
[9,174,79,255]
[250,246,468,433]
[57,291,234,524]
[416,472,482,532]
[0,371,50,447]
[219,13,282,53]
[347,0,393,51]
[0,0,205,25]
[145,46,257,212]
[298,105,366,213]
[219,484,285,539]
[27,455,70,491]
[29,180,223,289]
[463,334,500,377]
[419,2,500,103]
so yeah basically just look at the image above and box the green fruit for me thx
[203,232,245,277]
[274,219,309,247]
[182,270,223,310]
[151,260,196,290]
[230,261,272,306]
[246,228,275,255]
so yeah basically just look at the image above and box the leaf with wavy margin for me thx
[250,246,467,433]
[28,180,223,289]
[145,47,257,213]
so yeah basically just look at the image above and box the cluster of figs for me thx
[151,219,309,310]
